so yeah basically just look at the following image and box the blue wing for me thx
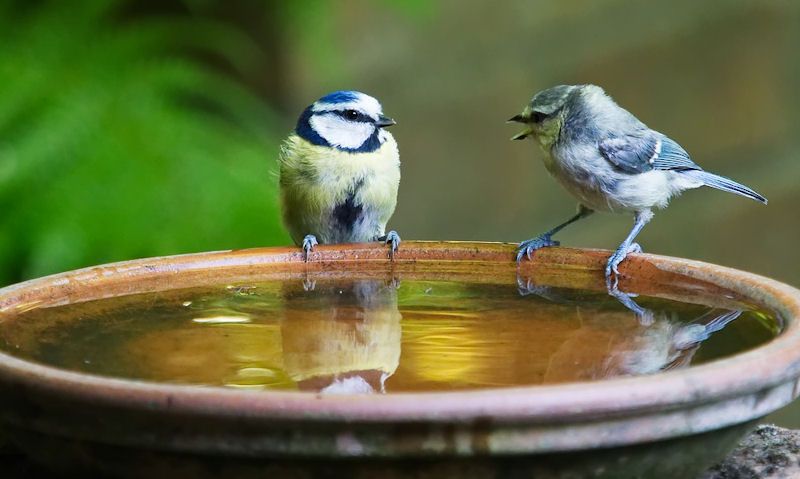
[599,130,767,204]
[599,131,699,174]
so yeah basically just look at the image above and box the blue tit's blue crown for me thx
[294,90,389,154]
[318,90,361,104]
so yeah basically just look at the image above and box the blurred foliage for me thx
[0,0,289,284]
[0,0,435,286]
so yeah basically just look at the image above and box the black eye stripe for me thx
[531,111,547,123]
[331,110,373,123]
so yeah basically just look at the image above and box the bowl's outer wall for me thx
[0,242,799,460]
[5,421,759,479]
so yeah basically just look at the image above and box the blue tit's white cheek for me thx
[309,114,376,150]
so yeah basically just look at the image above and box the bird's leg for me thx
[516,205,593,263]
[605,209,653,287]
[606,283,655,326]
[302,234,318,262]
[377,230,401,260]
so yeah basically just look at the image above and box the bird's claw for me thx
[604,242,643,288]
[516,276,534,296]
[302,234,318,262]
[379,230,401,260]
[516,276,550,297]
[302,278,316,291]
[607,281,654,326]
[516,235,559,263]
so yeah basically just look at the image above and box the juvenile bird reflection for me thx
[516,274,743,379]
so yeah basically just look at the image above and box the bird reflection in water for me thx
[281,279,401,394]
[517,274,742,378]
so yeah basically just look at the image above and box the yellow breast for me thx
[278,133,401,244]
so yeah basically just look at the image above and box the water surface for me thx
[0,279,778,394]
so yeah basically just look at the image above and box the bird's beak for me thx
[509,112,532,140]
[510,130,531,141]
[376,115,396,128]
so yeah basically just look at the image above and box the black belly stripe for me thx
[333,193,363,232]
[333,179,366,234]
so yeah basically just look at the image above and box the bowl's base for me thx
[6,421,756,479]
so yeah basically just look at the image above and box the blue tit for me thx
[509,84,766,286]
[279,91,401,261]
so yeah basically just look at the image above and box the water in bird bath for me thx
[0,278,778,393]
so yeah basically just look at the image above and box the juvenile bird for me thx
[279,91,401,260]
[509,84,766,285]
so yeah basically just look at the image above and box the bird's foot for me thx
[516,234,559,263]
[378,230,401,260]
[604,242,643,288]
[607,282,654,326]
[516,276,548,297]
[302,234,318,262]
[627,242,643,254]
[302,278,317,291]
[387,276,401,290]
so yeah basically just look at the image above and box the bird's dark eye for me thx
[531,112,546,123]
[343,109,359,120]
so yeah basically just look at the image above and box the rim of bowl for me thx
[0,241,799,426]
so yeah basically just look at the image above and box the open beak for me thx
[376,115,396,128]
[510,130,531,141]
[508,112,532,140]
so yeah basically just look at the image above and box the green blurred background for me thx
[1,0,799,418]
[2,0,798,285]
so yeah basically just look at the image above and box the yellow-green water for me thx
[0,280,778,394]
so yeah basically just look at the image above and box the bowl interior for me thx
[0,258,780,393]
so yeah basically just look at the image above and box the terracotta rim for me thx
[1,241,799,427]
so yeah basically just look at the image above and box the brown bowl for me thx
[1,241,799,478]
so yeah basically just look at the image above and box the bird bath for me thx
[0,242,798,478]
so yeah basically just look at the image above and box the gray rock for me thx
[703,425,800,478]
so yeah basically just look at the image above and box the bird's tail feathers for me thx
[682,170,767,204]
[701,309,743,336]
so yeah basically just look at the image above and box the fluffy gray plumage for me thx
[510,84,766,285]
